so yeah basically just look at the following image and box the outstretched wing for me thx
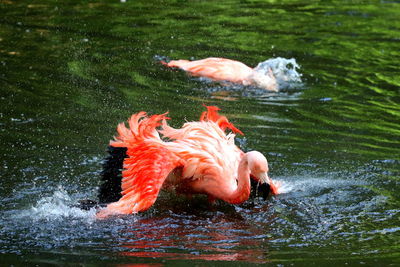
[97,111,180,218]
[97,141,181,218]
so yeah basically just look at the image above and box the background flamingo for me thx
[162,57,278,91]
[96,105,280,218]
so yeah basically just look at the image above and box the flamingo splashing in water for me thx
[96,105,280,218]
[162,57,301,92]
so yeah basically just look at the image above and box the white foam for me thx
[254,57,302,89]
[15,186,96,222]
[272,176,364,194]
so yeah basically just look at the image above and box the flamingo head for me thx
[247,151,280,195]
[250,67,278,92]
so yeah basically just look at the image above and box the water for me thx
[1,0,399,265]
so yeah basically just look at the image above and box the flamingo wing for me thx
[97,141,181,218]
[96,111,181,218]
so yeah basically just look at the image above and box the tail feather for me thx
[200,105,244,135]
[163,59,191,69]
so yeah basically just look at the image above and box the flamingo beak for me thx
[258,172,270,184]
[258,172,280,195]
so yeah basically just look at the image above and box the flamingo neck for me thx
[224,154,251,204]
[248,69,278,91]
[241,75,254,86]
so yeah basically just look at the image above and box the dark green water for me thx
[1,0,399,265]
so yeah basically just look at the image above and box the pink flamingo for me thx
[97,105,280,218]
[162,57,278,91]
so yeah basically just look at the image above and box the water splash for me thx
[254,57,302,89]
[272,175,366,195]
[15,186,96,222]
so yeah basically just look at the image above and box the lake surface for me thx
[1,0,399,265]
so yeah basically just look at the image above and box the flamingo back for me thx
[167,57,253,84]
[160,106,244,195]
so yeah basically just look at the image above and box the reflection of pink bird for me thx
[162,57,278,91]
[97,105,279,218]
